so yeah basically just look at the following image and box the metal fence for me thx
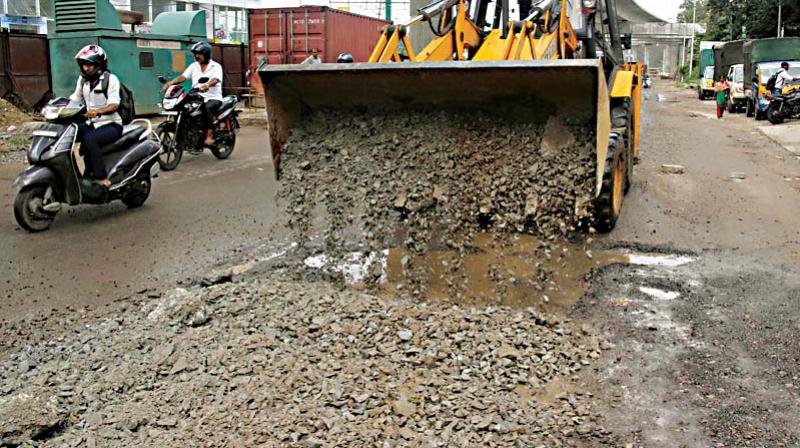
[0,32,51,110]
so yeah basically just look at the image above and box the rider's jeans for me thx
[78,123,123,180]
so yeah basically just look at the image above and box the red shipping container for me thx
[248,6,390,94]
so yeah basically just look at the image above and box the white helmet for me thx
[75,45,108,81]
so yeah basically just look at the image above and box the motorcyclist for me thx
[773,62,800,96]
[69,45,122,189]
[161,42,223,147]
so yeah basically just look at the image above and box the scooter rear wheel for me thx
[121,177,151,208]
[14,185,57,232]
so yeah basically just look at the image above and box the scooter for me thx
[156,76,240,171]
[766,91,800,125]
[12,97,161,232]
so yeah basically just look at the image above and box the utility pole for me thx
[385,0,391,20]
[689,2,696,76]
[778,0,782,38]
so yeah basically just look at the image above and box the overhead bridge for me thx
[614,0,666,23]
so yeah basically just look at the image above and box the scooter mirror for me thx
[157,75,167,83]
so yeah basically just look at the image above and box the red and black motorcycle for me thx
[156,76,240,171]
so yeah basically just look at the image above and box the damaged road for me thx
[2,83,800,447]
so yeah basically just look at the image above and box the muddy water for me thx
[381,233,627,311]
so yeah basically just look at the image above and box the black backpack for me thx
[83,72,134,124]
[766,70,781,92]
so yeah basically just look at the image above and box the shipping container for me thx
[248,6,389,94]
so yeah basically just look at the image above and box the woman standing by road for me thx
[715,75,730,119]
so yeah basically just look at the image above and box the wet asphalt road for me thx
[0,126,276,321]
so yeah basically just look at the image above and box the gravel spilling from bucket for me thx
[277,109,597,293]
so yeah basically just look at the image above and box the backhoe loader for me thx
[259,0,642,232]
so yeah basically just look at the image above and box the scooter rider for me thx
[70,45,122,189]
[161,42,223,147]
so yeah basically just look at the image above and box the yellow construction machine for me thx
[259,0,643,231]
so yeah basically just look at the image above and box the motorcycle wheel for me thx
[766,105,785,125]
[157,123,182,171]
[121,177,151,208]
[210,130,236,160]
[14,185,57,232]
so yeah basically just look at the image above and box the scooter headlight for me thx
[42,106,59,120]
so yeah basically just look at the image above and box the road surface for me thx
[0,126,276,320]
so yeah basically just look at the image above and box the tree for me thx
[677,0,707,24]
[679,0,800,40]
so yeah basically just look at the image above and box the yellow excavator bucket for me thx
[259,59,611,196]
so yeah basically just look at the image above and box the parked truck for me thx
[714,40,750,112]
[744,37,800,119]
[698,47,715,99]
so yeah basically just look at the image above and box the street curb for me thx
[757,125,800,156]
[238,113,266,127]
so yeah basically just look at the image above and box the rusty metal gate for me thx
[0,32,51,110]
[211,43,248,97]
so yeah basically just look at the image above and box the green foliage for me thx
[680,0,798,40]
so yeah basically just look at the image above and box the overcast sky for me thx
[639,0,683,22]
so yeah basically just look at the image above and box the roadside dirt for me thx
[0,98,33,154]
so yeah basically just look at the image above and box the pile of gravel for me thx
[277,109,596,292]
[0,274,616,447]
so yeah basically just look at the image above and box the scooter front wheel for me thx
[14,185,57,232]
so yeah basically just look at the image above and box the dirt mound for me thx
[0,274,617,447]
[0,98,34,153]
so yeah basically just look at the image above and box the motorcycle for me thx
[766,91,800,125]
[12,97,161,232]
[156,76,240,171]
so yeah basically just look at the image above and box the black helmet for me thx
[337,52,354,63]
[191,41,213,62]
[75,45,107,81]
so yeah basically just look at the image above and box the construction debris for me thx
[0,274,618,447]
[661,164,686,174]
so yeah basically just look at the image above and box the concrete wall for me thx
[633,42,682,77]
